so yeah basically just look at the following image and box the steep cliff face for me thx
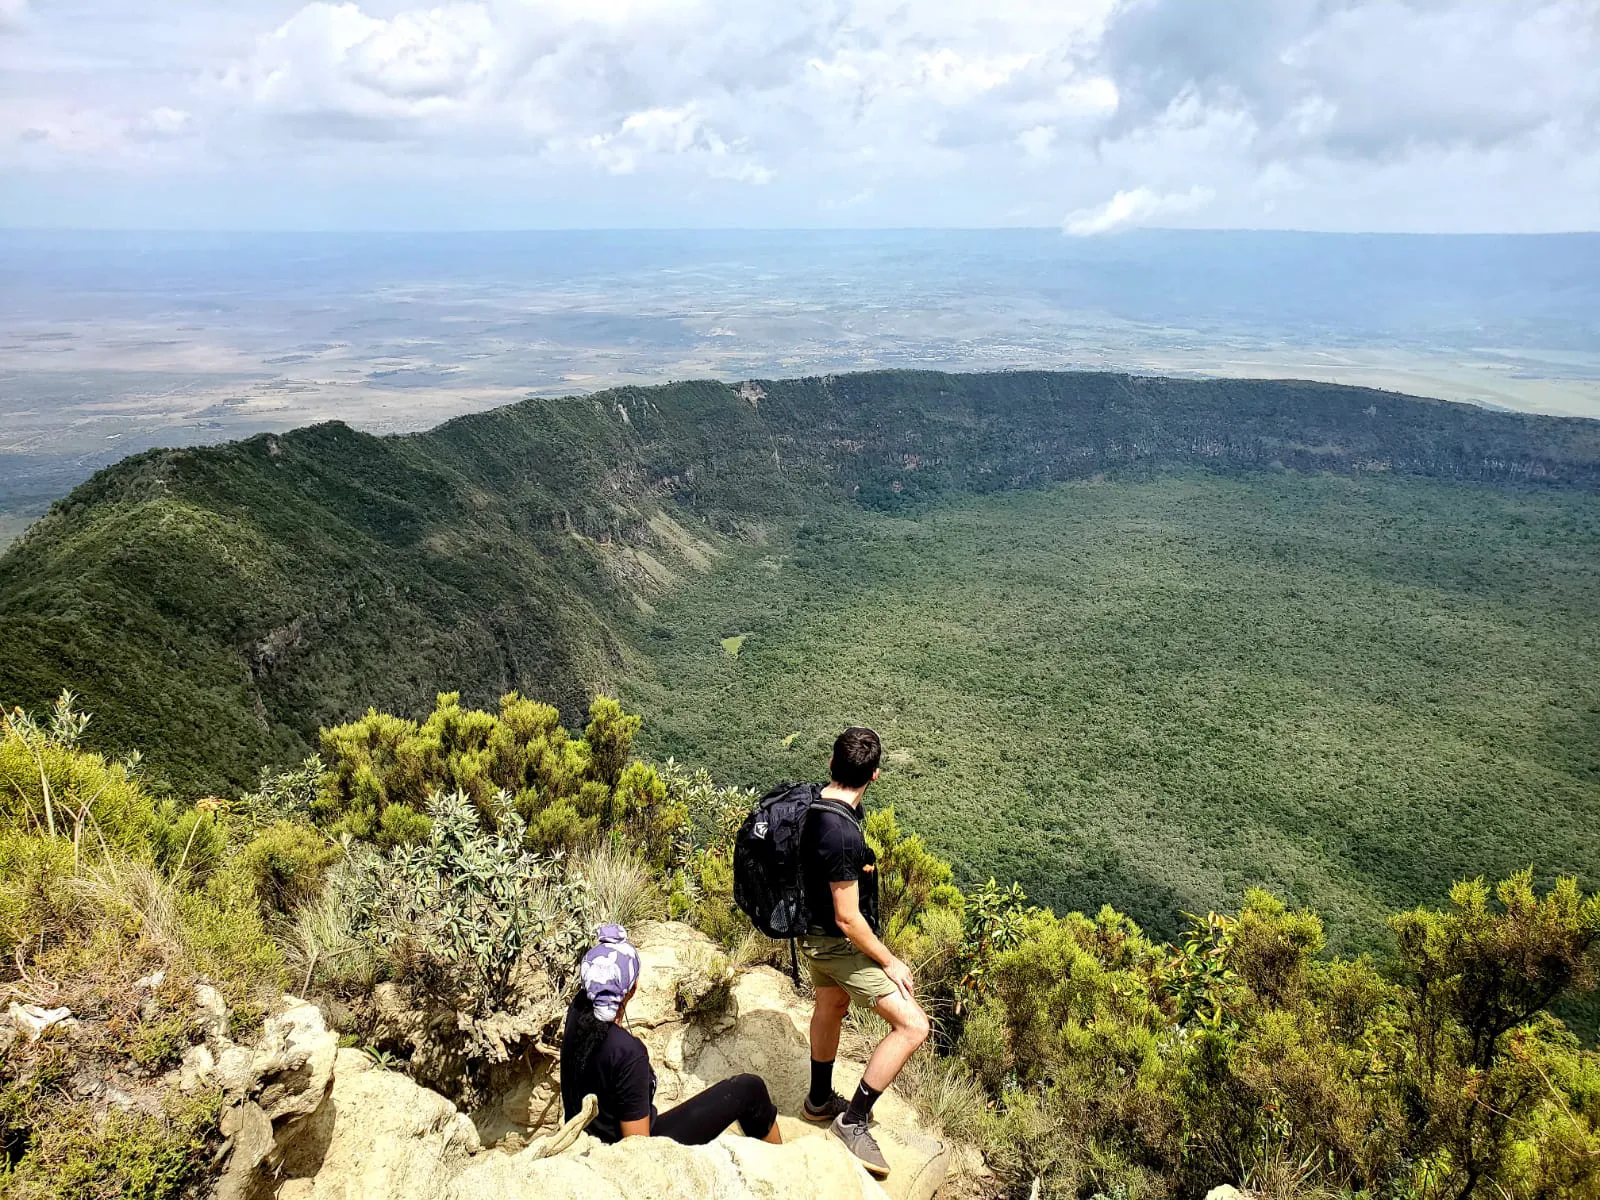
[3,369,1596,791]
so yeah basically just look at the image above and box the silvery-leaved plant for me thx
[351,788,589,1014]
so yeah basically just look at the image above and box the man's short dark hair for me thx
[831,726,882,788]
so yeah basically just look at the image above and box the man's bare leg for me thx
[810,983,850,1061]
[862,990,930,1092]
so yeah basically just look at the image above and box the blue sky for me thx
[2,0,1597,232]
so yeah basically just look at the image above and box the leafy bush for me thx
[2,694,159,857]
[0,827,81,963]
[227,820,339,917]
[232,755,323,830]
[922,874,1600,1200]
[343,789,589,1015]
[0,1071,221,1200]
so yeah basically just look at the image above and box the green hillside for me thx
[4,370,1597,797]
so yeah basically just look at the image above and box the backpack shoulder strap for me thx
[808,797,862,826]
[759,781,820,808]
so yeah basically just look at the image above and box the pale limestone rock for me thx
[447,1126,891,1200]
[179,1042,215,1092]
[213,1101,274,1200]
[251,999,338,1123]
[1205,1187,1251,1200]
[210,1043,257,1094]
[7,1001,77,1041]
[247,922,957,1200]
[194,983,230,1043]
[270,1045,481,1200]
[628,924,951,1200]
[471,1061,561,1147]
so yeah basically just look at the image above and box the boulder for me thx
[194,983,230,1043]
[448,1125,891,1200]
[242,921,958,1200]
[212,1101,275,1200]
[251,1000,338,1123]
[628,924,951,1200]
[271,1048,482,1200]
[186,996,337,1125]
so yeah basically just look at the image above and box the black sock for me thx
[843,1079,882,1127]
[809,1058,835,1107]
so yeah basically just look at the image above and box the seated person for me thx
[561,924,782,1146]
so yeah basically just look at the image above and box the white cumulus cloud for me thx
[0,0,1596,229]
[1064,185,1215,236]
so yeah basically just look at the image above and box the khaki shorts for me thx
[801,935,897,1009]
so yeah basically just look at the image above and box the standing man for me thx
[800,726,931,1179]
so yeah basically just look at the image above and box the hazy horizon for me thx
[4,225,1597,551]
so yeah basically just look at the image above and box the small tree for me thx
[584,696,640,792]
[316,691,656,859]
[1389,871,1600,1200]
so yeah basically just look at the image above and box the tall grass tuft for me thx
[575,841,660,930]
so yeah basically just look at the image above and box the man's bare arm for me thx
[830,879,914,998]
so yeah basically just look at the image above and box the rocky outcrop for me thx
[210,921,957,1200]
[625,923,950,1200]
[272,1048,482,1200]
[451,1125,891,1200]
[179,994,341,1200]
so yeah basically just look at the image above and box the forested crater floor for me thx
[1,369,1596,952]
[624,472,1600,954]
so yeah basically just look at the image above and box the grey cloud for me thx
[1097,0,1600,162]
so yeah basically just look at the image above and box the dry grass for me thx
[574,842,661,930]
[896,1051,988,1142]
[277,868,379,996]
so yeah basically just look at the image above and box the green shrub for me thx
[181,867,288,998]
[931,873,1600,1200]
[1,694,157,855]
[0,827,79,961]
[0,1082,222,1200]
[229,820,339,916]
[315,692,668,862]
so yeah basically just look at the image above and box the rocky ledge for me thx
[189,922,957,1200]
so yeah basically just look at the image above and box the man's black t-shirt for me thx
[560,1013,656,1143]
[801,797,880,937]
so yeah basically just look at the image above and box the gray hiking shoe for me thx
[829,1114,890,1178]
[803,1092,849,1123]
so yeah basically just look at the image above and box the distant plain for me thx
[4,229,1598,543]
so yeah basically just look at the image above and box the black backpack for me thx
[733,782,859,940]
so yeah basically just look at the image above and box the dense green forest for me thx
[2,370,1598,948]
[624,472,1600,955]
[3,370,1597,796]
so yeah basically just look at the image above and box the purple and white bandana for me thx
[580,924,641,1022]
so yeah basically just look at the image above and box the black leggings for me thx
[651,1073,778,1144]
